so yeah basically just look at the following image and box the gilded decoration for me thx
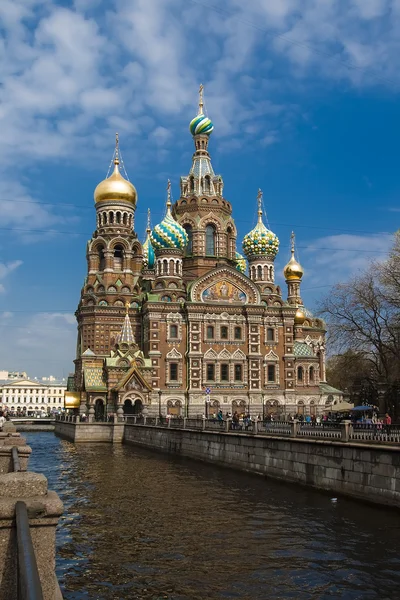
[201,280,246,304]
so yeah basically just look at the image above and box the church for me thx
[65,88,341,420]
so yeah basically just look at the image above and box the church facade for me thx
[65,90,341,420]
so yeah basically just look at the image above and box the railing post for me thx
[253,420,258,435]
[202,417,206,431]
[133,416,137,424]
[167,417,171,428]
[154,417,158,426]
[183,417,187,429]
[225,419,231,432]
[290,419,299,438]
[143,416,147,425]
[341,420,351,442]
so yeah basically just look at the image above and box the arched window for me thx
[184,225,193,255]
[297,366,304,382]
[227,227,233,259]
[189,176,195,193]
[267,364,275,382]
[109,212,114,224]
[116,211,121,224]
[234,326,242,340]
[204,175,211,193]
[205,224,216,256]
[114,245,123,270]
[266,328,274,342]
[206,325,214,339]
[98,247,105,271]
[220,326,228,340]
[169,325,178,338]
[161,295,172,302]
[309,366,315,382]
[257,265,263,280]
[163,259,168,274]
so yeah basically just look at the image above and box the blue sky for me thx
[0,0,398,378]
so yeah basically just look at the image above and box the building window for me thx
[184,224,193,255]
[161,295,172,302]
[221,364,229,381]
[297,366,304,382]
[169,363,178,381]
[309,366,314,382]
[267,365,276,382]
[170,324,178,338]
[206,325,214,339]
[234,364,242,381]
[221,326,228,340]
[206,364,215,381]
[267,328,274,341]
[205,224,216,255]
[234,326,242,340]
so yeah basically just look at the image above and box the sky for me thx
[0,0,399,379]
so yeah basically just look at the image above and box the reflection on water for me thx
[26,433,399,600]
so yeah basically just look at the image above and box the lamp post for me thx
[205,387,211,418]
[158,389,162,418]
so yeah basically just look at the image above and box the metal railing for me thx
[15,501,44,600]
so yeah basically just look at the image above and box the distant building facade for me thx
[1,378,67,414]
[66,89,340,420]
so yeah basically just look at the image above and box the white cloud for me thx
[303,232,394,286]
[0,261,23,293]
[0,312,76,376]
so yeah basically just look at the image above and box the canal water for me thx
[25,432,399,600]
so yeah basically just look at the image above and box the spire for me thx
[116,303,135,345]
[283,231,304,281]
[198,83,204,115]
[290,231,295,256]
[146,208,151,234]
[257,189,263,224]
[166,179,172,214]
[114,132,119,165]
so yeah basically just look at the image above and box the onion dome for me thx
[150,181,188,251]
[294,307,306,325]
[94,135,137,206]
[142,211,155,269]
[284,232,304,280]
[235,251,246,274]
[189,84,214,136]
[242,190,279,259]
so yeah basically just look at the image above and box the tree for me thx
[319,233,400,416]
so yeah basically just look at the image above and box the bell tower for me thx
[173,85,238,279]
[76,135,143,359]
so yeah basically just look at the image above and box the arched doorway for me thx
[123,399,134,415]
[95,398,105,421]
[133,399,143,415]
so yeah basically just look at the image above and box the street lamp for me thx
[158,389,162,418]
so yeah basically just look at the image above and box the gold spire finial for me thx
[114,132,120,165]
[166,179,172,212]
[257,188,263,223]
[125,301,130,314]
[146,208,151,233]
[291,231,295,255]
[198,83,204,115]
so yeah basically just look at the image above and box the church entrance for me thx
[95,398,105,421]
[123,399,143,415]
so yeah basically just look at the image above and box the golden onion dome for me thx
[94,158,137,206]
[294,307,306,325]
[284,253,304,280]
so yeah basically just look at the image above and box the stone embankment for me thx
[54,416,400,508]
[0,422,63,600]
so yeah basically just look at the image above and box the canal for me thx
[26,432,399,600]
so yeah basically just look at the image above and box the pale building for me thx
[0,379,67,415]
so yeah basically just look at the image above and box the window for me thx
[221,326,228,340]
[169,363,178,381]
[170,324,178,338]
[234,364,242,381]
[206,325,214,339]
[114,245,124,270]
[267,365,275,382]
[184,225,193,255]
[234,326,242,340]
[221,364,229,381]
[206,364,215,381]
[297,366,303,382]
[309,366,315,382]
[161,295,172,302]
[267,328,274,342]
[205,224,216,255]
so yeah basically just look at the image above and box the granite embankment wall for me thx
[123,424,400,508]
[55,421,124,443]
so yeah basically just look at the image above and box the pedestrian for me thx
[0,412,5,430]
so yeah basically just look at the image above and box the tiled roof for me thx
[84,368,107,391]
[320,382,343,394]
[293,342,314,357]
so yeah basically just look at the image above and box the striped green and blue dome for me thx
[235,252,246,274]
[189,113,214,136]
[151,211,188,251]
[142,233,155,269]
